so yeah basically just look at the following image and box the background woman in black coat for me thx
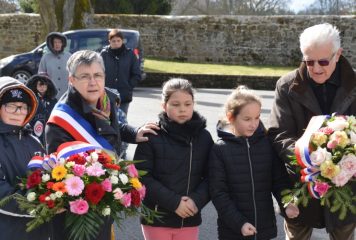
[209,86,299,240]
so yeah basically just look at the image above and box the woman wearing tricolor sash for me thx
[0,77,51,240]
[45,50,158,240]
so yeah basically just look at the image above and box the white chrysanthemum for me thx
[27,192,36,202]
[55,191,63,198]
[42,173,50,182]
[119,173,129,185]
[110,175,119,184]
[50,193,57,200]
[102,207,111,216]
[90,152,99,162]
[65,161,75,168]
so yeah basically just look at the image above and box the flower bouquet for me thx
[282,115,356,220]
[0,141,156,240]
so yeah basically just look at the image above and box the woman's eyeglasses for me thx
[4,103,29,114]
[303,52,336,67]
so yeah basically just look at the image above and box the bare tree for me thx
[299,0,355,14]
[171,0,289,15]
[38,0,93,36]
[0,0,17,13]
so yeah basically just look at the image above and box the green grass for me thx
[144,58,295,76]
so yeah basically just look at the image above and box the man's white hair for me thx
[299,23,341,54]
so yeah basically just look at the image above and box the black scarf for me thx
[159,111,207,140]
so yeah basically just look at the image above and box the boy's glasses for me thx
[303,52,336,67]
[4,103,29,114]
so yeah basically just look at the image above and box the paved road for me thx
[114,87,330,240]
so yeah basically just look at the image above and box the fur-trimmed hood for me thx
[26,74,58,99]
[46,32,67,55]
[0,77,38,126]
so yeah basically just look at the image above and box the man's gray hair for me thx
[66,50,105,76]
[299,23,341,54]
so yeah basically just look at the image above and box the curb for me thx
[139,72,279,90]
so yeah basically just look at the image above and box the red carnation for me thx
[103,163,121,171]
[39,191,51,203]
[47,200,55,208]
[130,189,141,207]
[68,154,86,165]
[26,170,42,189]
[46,182,54,189]
[97,152,111,165]
[85,182,105,205]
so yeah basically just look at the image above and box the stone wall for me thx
[0,14,42,57]
[0,14,355,67]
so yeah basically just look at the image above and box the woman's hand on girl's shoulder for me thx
[136,122,160,142]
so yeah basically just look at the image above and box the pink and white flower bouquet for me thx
[282,115,356,220]
[0,141,156,240]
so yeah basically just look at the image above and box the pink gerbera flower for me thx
[65,176,85,196]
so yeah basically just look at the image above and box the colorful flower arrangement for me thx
[282,115,356,220]
[0,141,156,240]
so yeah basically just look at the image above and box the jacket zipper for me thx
[246,138,257,240]
[181,139,193,227]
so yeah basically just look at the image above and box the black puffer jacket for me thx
[209,122,291,240]
[26,74,58,145]
[134,112,213,227]
[100,45,141,103]
[0,77,50,240]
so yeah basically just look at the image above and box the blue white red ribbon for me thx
[27,155,44,169]
[294,115,328,199]
[57,141,101,160]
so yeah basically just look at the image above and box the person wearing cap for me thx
[0,77,51,239]
[38,32,72,98]
[268,23,356,240]
[26,73,58,146]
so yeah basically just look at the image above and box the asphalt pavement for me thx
[114,87,331,240]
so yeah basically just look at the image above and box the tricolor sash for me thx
[294,115,328,199]
[47,103,114,151]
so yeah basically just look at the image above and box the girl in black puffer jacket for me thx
[209,86,299,240]
[134,78,213,240]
